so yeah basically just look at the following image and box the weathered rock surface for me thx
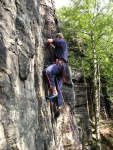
[0,0,84,150]
[0,0,93,149]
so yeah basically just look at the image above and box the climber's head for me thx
[55,33,64,39]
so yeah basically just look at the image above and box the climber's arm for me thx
[47,39,55,48]
[47,39,53,43]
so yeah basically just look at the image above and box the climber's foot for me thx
[46,93,58,99]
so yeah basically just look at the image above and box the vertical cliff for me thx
[0,0,84,150]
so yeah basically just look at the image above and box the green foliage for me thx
[57,0,113,95]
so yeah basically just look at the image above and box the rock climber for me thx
[43,33,68,118]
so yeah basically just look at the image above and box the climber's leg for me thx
[43,64,63,99]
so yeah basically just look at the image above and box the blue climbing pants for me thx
[43,63,66,107]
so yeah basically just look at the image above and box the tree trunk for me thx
[92,34,101,149]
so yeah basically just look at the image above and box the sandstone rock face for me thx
[0,0,83,150]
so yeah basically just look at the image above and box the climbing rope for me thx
[48,0,52,38]
[62,98,82,150]
[56,78,82,150]
[48,0,54,63]
[47,1,82,150]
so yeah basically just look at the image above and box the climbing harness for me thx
[47,1,82,150]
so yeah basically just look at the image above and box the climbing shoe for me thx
[46,93,58,99]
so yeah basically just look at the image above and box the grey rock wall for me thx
[0,0,82,150]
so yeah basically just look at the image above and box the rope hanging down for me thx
[48,0,52,38]
[56,78,82,150]
[48,0,55,62]
[47,1,82,150]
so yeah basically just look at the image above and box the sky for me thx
[54,0,109,9]
[54,0,70,9]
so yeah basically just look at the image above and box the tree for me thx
[57,0,113,149]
